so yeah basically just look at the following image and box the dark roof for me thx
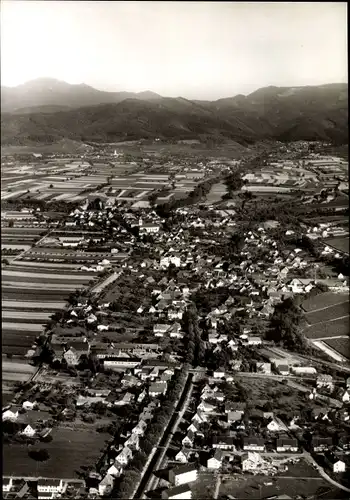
[312,436,333,446]
[213,436,236,445]
[243,437,266,445]
[37,478,62,486]
[163,484,192,498]
[170,462,197,476]
[277,438,298,446]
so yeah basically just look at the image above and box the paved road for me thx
[91,270,123,294]
[304,451,350,493]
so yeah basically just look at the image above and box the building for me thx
[168,463,198,486]
[241,452,267,472]
[291,366,317,376]
[212,436,236,451]
[115,446,133,466]
[161,484,192,500]
[3,477,13,493]
[98,474,114,496]
[37,479,65,495]
[267,417,288,432]
[207,449,224,469]
[316,374,334,391]
[312,437,333,452]
[149,382,167,397]
[243,437,266,452]
[276,437,298,452]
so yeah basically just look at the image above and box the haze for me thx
[1,1,347,100]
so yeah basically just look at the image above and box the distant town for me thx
[2,139,349,500]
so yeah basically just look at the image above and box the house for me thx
[182,429,195,447]
[198,401,216,413]
[3,406,21,421]
[20,423,37,437]
[149,383,167,397]
[37,479,65,494]
[241,452,268,472]
[212,436,236,451]
[132,419,147,436]
[207,449,225,470]
[153,324,171,336]
[107,462,122,477]
[98,473,114,497]
[213,367,226,379]
[256,362,271,374]
[342,390,350,403]
[291,366,317,376]
[276,364,290,376]
[175,448,193,463]
[161,484,192,500]
[114,392,134,406]
[276,437,298,452]
[267,417,288,432]
[325,455,346,473]
[311,437,333,452]
[243,437,266,452]
[169,463,198,486]
[316,374,334,391]
[227,411,243,423]
[22,400,36,410]
[125,433,140,451]
[3,477,13,493]
[247,336,262,346]
[115,446,133,465]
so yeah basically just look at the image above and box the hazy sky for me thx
[1,1,347,99]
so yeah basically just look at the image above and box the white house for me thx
[267,417,288,432]
[3,477,13,493]
[2,406,20,421]
[175,448,192,463]
[20,424,36,437]
[241,452,267,472]
[98,474,114,497]
[37,479,65,495]
[115,446,133,466]
[169,463,198,486]
[333,460,346,473]
[161,484,192,500]
[342,390,350,403]
[207,449,224,469]
[107,462,122,478]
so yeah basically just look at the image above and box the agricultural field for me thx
[2,262,94,358]
[302,292,349,312]
[305,301,349,325]
[305,317,349,339]
[323,338,350,360]
[324,236,349,254]
[217,474,342,499]
[2,428,111,478]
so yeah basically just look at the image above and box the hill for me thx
[1,80,348,145]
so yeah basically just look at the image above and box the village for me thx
[2,140,349,500]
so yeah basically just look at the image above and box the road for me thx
[91,270,123,294]
[304,451,350,493]
[132,373,194,499]
[8,227,54,264]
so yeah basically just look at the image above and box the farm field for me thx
[2,428,111,478]
[305,317,349,339]
[302,292,349,312]
[1,300,66,309]
[323,338,350,360]
[217,474,342,499]
[324,236,349,254]
[305,301,349,325]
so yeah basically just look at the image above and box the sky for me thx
[1,1,347,99]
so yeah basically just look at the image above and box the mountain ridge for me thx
[1,79,348,146]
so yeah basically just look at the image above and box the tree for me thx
[28,448,50,462]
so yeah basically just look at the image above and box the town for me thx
[2,139,349,500]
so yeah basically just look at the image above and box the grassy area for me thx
[219,474,335,499]
[305,317,349,339]
[3,428,110,478]
[302,292,349,312]
[324,337,350,360]
[191,471,218,500]
[305,302,349,325]
[324,236,349,254]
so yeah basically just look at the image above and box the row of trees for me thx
[113,368,188,498]
[182,304,206,366]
